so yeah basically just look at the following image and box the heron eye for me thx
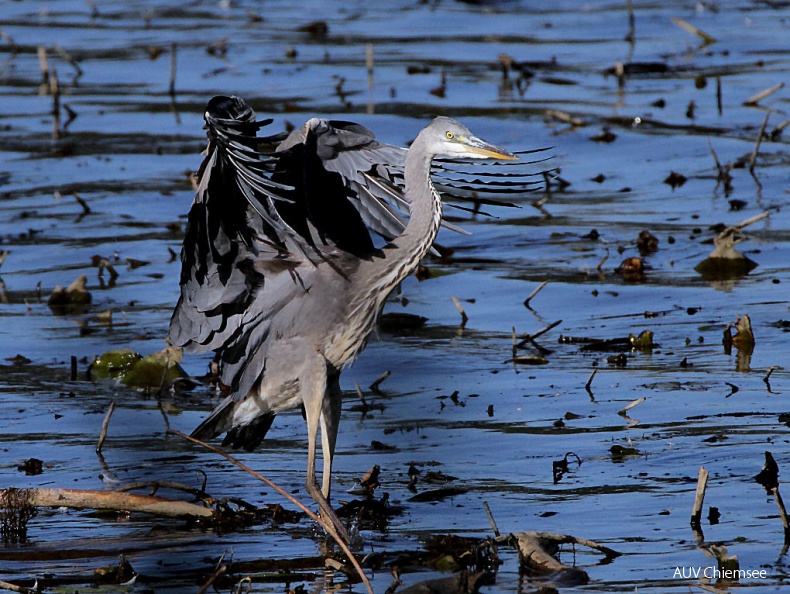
[445,131,454,140]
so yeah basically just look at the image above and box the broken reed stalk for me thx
[716,76,722,115]
[523,280,548,308]
[369,369,390,392]
[197,563,228,594]
[735,210,769,230]
[168,429,373,594]
[50,67,60,141]
[0,487,213,518]
[96,400,115,453]
[452,296,469,326]
[366,42,374,90]
[366,43,375,115]
[169,42,177,97]
[482,501,500,537]
[748,111,770,173]
[516,319,561,347]
[770,487,790,544]
[37,45,49,92]
[596,249,609,272]
[744,82,785,106]
[618,396,645,416]
[585,368,597,391]
[691,466,709,528]
[625,0,635,44]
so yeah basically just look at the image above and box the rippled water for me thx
[1,0,789,592]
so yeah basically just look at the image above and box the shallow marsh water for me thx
[1,0,789,592]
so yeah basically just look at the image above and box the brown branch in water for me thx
[691,465,709,528]
[96,400,115,453]
[167,429,373,594]
[0,579,36,594]
[0,487,213,519]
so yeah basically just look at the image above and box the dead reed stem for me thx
[168,429,373,594]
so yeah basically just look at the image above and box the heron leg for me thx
[320,375,342,499]
[301,352,349,543]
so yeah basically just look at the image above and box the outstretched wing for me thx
[168,96,413,403]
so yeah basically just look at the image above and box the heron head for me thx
[429,116,518,161]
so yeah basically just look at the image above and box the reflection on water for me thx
[1,0,789,591]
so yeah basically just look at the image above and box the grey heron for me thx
[169,95,534,541]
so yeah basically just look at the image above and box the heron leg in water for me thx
[301,349,349,543]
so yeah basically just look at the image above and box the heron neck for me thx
[367,132,442,295]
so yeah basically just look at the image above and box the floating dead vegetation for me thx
[636,230,659,256]
[47,274,91,315]
[722,313,754,372]
[695,227,758,280]
[615,256,645,282]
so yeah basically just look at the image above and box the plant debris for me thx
[47,274,91,315]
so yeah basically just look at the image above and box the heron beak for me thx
[462,135,519,161]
